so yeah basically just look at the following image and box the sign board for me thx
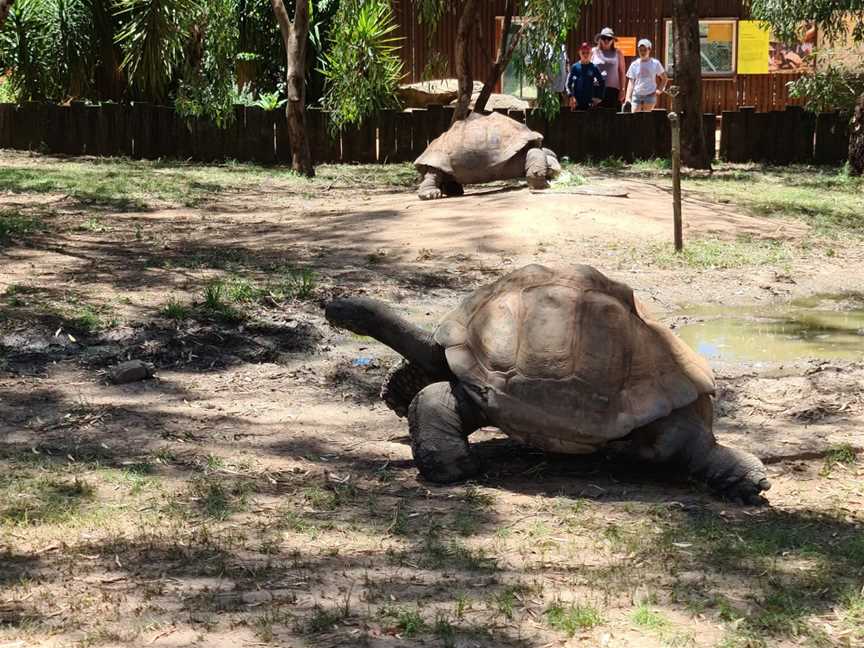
[617,37,637,57]
[737,21,770,74]
[707,23,733,43]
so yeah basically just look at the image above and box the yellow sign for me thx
[737,21,770,74]
[707,23,733,43]
[617,36,637,57]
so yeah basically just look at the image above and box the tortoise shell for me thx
[414,112,543,185]
[433,264,715,454]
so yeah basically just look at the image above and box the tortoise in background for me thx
[326,264,770,503]
[414,112,561,200]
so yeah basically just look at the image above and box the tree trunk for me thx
[849,91,864,176]
[0,0,15,29]
[475,0,521,114]
[272,0,314,177]
[672,0,711,170]
[452,0,479,122]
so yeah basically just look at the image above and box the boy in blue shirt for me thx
[568,42,605,110]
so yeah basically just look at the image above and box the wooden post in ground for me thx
[667,85,683,252]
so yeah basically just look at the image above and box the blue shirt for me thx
[567,62,605,106]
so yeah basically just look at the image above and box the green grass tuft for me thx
[646,237,791,269]
[545,601,603,635]
[0,209,44,243]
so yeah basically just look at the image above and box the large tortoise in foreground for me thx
[326,265,771,503]
[414,112,561,200]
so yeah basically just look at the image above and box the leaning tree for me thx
[749,0,864,174]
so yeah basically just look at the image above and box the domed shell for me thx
[414,112,543,185]
[433,264,715,454]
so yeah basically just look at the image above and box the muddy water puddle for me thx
[675,293,864,362]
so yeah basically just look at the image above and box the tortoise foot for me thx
[418,187,443,200]
[704,446,771,506]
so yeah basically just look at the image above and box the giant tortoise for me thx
[415,112,561,200]
[325,264,770,503]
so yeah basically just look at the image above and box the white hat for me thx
[599,27,616,39]
[638,38,652,49]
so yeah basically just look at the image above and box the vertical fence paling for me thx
[0,102,850,165]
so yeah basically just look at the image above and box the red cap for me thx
[579,42,591,52]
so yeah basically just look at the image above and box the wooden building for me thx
[391,0,809,114]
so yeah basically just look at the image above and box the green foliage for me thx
[749,0,863,118]
[175,0,238,125]
[0,0,54,100]
[320,0,403,132]
[786,56,864,114]
[114,0,201,100]
[748,0,863,45]
[545,601,603,635]
[508,0,591,119]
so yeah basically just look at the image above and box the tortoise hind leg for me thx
[441,179,464,196]
[408,381,486,483]
[626,395,771,504]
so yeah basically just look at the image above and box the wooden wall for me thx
[393,0,804,114]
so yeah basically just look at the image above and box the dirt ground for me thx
[1,152,863,648]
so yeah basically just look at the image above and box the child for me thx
[567,42,605,111]
[625,38,668,112]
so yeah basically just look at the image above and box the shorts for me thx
[632,93,657,107]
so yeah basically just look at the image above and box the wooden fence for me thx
[0,101,710,165]
[719,106,849,164]
[0,101,847,166]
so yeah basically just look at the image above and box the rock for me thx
[397,79,482,108]
[107,359,154,384]
[453,92,530,112]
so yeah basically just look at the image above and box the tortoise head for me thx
[325,297,379,336]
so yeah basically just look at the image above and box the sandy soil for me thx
[1,156,863,648]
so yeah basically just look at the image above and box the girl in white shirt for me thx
[625,39,668,113]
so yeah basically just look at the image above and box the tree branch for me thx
[271,0,292,39]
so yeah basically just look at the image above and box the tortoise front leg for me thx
[418,171,444,200]
[626,394,771,504]
[525,148,550,189]
[408,382,486,483]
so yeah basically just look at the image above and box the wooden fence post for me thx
[377,109,397,163]
[394,110,413,162]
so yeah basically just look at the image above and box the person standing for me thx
[625,38,668,113]
[591,27,627,110]
[568,42,605,110]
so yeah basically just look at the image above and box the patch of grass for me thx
[493,583,531,620]
[433,614,457,647]
[820,443,857,476]
[0,209,44,243]
[76,217,108,233]
[631,157,673,172]
[598,156,627,171]
[268,267,316,301]
[304,606,343,634]
[200,280,244,322]
[0,475,96,527]
[160,297,190,320]
[645,237,791,269]
[188,476,253,520]
[545,601,603,636]
[686,164,864,236]
[379,606,426,637]
[632,604,668,630]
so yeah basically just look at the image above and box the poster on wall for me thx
[738,20,816,74]
[769,22,816,73]
[737,21,770,74]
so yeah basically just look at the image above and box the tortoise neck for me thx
[325,297,451,378]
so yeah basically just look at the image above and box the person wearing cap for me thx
[567,42,605,111]
[625,38,668,112]
[591,27,627,110]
